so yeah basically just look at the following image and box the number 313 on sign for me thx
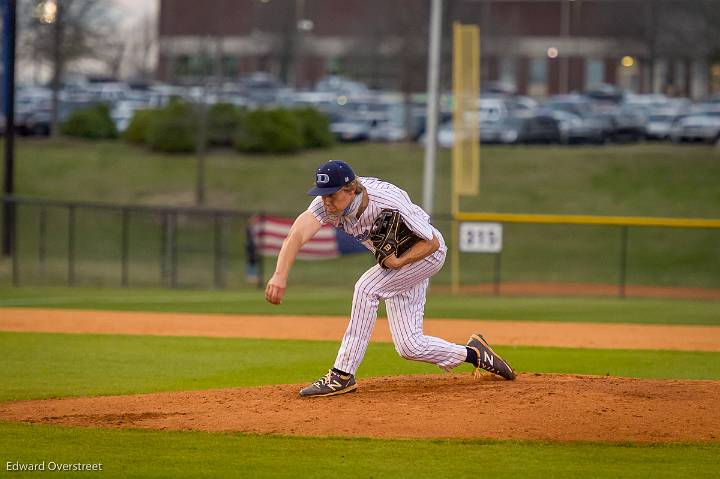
[458,222,503,253]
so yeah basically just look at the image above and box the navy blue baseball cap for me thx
[307,160,356,196]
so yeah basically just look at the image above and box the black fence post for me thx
[38,206,47,277]
[619,225,629,299]
[68,205,75,286]
[170,211,178,288]
[11,201,19,286]
[160,211,167,287]
[213,213,226,289]
[253,216,265,289]
[493,251,502,296]
[121,208,129,287]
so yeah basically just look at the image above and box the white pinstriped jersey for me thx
[307,177,443,253]
[306,176,463,376]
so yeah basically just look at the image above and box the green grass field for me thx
[2,423,717,479]
[3,139,719,217]
[1,325,719,477]
[1,140,719,476]
[2,291,719,476]
[2,423,720,479]
[1,139,719,290]
[1,286,719,325]
[3,331,720,402]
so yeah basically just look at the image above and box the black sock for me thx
[332,367,351,377]
[465,347,478,365]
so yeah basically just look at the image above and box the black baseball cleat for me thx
[299,369,358,397]
[467,334,516,380]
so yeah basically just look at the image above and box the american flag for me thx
[252,215,365,260]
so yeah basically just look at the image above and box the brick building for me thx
[157,0,720,99]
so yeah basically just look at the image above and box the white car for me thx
[645,112,678,140]
[478,98,508,122]
[368,120,406,142]
[669,113,720,144]
[111,100,151,133]
[330,119,372,142]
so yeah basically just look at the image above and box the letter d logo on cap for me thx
[317,173,330,184]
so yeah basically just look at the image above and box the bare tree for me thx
[19,0,119,71]
[18,0,120,135]
[592,1,710,93]
[122,12,158,80]
[395,3,430,140]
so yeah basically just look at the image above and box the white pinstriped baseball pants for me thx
[333,245,467,375]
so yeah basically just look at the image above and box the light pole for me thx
[422,0,442,215]
[2,0,16,257]
[559,0,571,93]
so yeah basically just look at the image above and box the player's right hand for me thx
[265,274,287,305]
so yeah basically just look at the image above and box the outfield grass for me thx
[2,139,719,477]
[1,422,718,479]
[1,286,719,325]
[3,139,719,217]
[1,140,719,290]
[2,332,719,402]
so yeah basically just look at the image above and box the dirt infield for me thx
[2,308,720,351]
[1,373,718,443]
[436,282,720,300]
[2,307,720,443]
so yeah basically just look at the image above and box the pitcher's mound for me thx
[1,373,718,443]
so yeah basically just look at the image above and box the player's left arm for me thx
[383,233,439,269]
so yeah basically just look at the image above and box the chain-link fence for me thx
[2,196,719,297]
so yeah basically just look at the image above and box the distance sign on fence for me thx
[458,222,503,253]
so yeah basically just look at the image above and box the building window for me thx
[618,58,640,93]
[674,61,686,94]
[222,56,238,79]
[529,58,548,97]
[585,59,604,88]
[711,64,720,94]
[499,57,517,89]
[173,55,192,78]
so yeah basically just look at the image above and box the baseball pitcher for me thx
[265,160,515,397]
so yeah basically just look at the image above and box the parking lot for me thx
[6,73,720,148]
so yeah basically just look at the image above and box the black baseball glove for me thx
[370,209,421,269]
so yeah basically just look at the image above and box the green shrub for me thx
[122,109,157,144]
[61,103,117,139]
[293,107,334,148]
[233,109,304,154]
[207,103,244,147]
[146,100,196,153]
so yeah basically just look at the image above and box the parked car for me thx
[111,99,150,133]
[421,116,488,148]
[478,97,509,122]
[15,97,52,136]
[330,118,373,142]
[479,119,504,144]
[543,94,594,118]
[614,109,647,142]
[505,95,539,114]
[593,109,646,143]
[287,91,339,114]
[434,121,455,148]
[584,83,625,104]
[368,118,405,142]
[623,93,671,113]
[546,110,608,145]
[645,111,679,140]
[669,113,720,144]
[239,72,284,106]
[18,108,51,136]
[315,75,370,97]
[498,115,562,145]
